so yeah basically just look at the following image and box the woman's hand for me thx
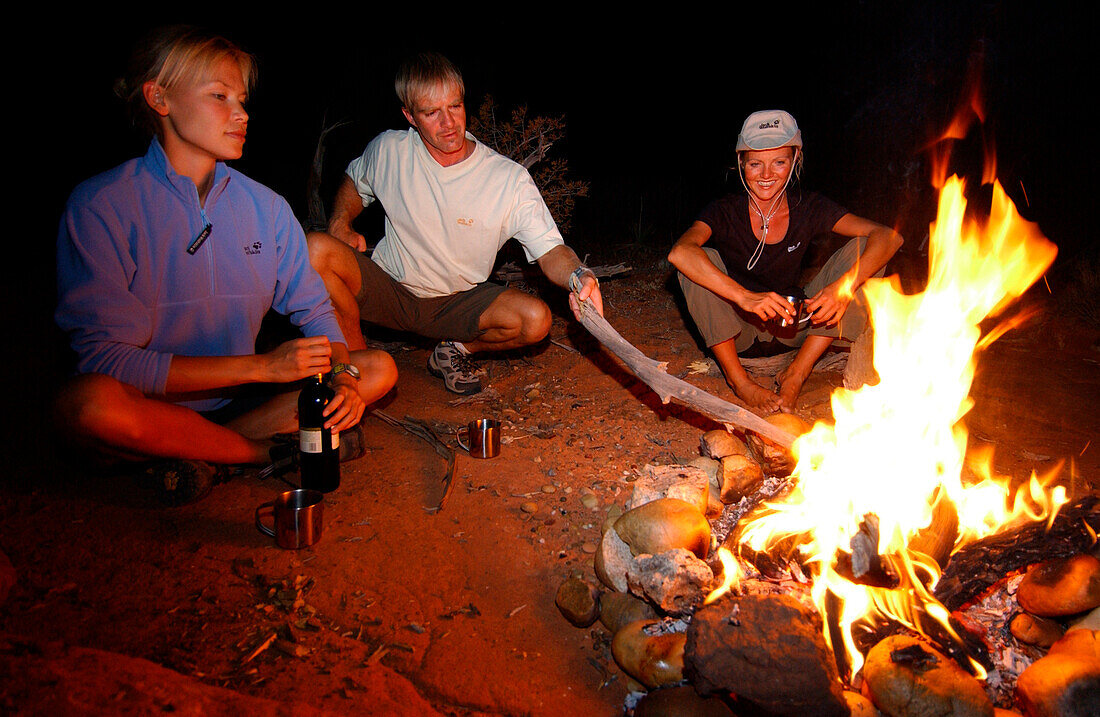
[261,337,333,383]
[322,374,366,431]
[736,291,797,324]
[805,280,853,327]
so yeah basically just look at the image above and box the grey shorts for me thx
[353,251,508,343]
[677,237,879,352]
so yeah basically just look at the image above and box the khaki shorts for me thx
[353,251,508,343]
[677,237,879,352]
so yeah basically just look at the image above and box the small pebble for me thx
[581,494,599,509]
[542,484,557,493]
[582,542,597,554]
[521,501,538,513]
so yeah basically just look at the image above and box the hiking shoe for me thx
[146,459,226,506]
[427,341,483,395]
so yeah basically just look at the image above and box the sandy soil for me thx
[2,248,1097,715]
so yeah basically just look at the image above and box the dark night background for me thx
[11,5,1095,475]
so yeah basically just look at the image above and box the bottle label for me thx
[300,428,323,454]
[299,428,338,453]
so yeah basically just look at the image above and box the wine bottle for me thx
[298,373,340,492]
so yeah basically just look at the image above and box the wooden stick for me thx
[572,300,796,448]
[373,410,457,512]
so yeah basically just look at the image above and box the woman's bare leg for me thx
[711,339,781,413]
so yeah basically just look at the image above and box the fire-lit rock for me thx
[861,635,993,717]
[700,430,751,460]
[594,522,635,592]
[684,594,847,716]
[716,454,764,504]
[632,684,734,716]
[746,413,810,476]
[627,464,710,516]
[1017,554,1100,618]
[554,576,600,627]
[599,591,658,634]
[842,690,880,716]
[1010,613,1065,648]
[626,548,714,616]
[613,498,711,560]
[611,619,686,689]
[1048,629,1100,661]
[1015,630,1100,717]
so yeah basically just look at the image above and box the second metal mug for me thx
[457,419,501,459]
[256,488,324,549]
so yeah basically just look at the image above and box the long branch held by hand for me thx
[572,298,796,449]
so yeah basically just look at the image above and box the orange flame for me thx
[704,547,742,605]
[734,172,1058,678]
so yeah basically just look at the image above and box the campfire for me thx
[557,112,1100,715]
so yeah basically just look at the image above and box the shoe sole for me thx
[426,355,483,395]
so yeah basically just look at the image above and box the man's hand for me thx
[330,223,367,252]
[568,272,604,319]
[322,373,366,431]
[805,279,853,327]
[261,337,333,383]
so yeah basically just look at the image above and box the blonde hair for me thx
[394,52,464,111]
[115,25,256,137]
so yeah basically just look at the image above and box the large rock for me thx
[1016,631,1100,717]
[699,430,751,460]
[599,591,658,634]
[627,464,710,515]
[626,549,714,616]
[1010,613,1065,648]
[862,634,993,717]
[1017,554,1100,617]
[614,498,711,560]
[612,619,686,689]
[555,576,600,627]
[716,454,764,503]
[594,523,635,592]
[746,414,810,476]
[684,594,847,716]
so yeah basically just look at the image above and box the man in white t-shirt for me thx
[308,52,603,394]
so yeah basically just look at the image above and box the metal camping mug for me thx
[256,489,324,549]
[457,419,501,459]
[779,295,804,327]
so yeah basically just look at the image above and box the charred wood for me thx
[934,493,1100,610]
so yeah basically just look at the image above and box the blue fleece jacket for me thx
[56,140,345,411]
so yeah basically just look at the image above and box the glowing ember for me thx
[731,174,1062,677]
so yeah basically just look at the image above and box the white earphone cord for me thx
[737,152,797,271]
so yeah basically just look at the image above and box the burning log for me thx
[934,494,1100,610]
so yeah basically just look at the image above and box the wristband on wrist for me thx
[569,265,597,292]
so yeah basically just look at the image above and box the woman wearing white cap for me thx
[669,110,903,413]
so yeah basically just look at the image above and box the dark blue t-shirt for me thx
[697,191,847,294]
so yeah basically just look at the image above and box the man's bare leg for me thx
[307,232,368,351]
[711,339,781,414]
[462,289,552,353]
[228,348,398,438]
[774,334,834,413]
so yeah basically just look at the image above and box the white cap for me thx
[735,110,803,152]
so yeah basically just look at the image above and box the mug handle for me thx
[456,427,470,452]
[256,501,276,538]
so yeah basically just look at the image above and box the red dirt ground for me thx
[2,248,1097,715]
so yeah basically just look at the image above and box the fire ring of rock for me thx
[554,415,1100,716]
